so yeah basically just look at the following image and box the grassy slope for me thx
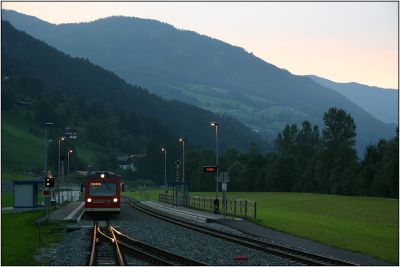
[168,83,305,132]
[192,192,398,264]
[2,110,43,171]
[1,211,65,265]
[2,109,105,173]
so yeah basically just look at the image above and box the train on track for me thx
[81,171,124,213]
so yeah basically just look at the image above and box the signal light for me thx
[203,166,218,173]
[44,177,55,188]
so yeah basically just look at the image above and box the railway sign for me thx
[218,172,230,182]
[203,166,217,173]
[221,182,227,192]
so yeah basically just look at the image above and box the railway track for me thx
[122,196,357,266]
[88,218,205,265]
[88,219,126,266]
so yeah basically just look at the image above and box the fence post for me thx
[254,201,256,219]
[234,199,236,215]
[245,199,248,217]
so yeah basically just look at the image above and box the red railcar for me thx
[83,171,122,212]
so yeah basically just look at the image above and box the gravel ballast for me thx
[38,203,300,265]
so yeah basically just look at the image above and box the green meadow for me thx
[1,211,65,265]
[124,190,398,264]
[1,192,13,207]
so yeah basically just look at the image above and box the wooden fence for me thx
[159,194,256,219]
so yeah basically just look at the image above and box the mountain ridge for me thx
[2,10,397,154]
[307,75,398,125]
[2,20,265,153]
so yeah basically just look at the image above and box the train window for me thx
[89,182,117,196]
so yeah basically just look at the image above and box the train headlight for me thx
[101,173,105,178]
[113,198,118,203]
[87,198,92,203]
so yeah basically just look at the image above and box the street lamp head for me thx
[161,147,166,152]
[44,122,54,126]
[59,136,65,141]
[210,122,219,127]
[68,149,73,153]
[178,137,184,142]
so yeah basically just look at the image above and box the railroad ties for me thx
[88,219,126,266]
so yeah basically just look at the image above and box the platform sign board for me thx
[221,182,227,192]
[203,166,217,173]
[218,172,230,183]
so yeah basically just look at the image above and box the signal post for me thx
[44,174,55,220]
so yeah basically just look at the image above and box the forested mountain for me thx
[307,75,398,125]
[2,20,265,156]
[2,10,396,155]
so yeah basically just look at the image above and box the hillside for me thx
[307,75,398,124]
[1,20,265,156]
[2,10,396,154]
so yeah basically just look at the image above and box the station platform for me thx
[141,201,242,223]
[40,201,85,222]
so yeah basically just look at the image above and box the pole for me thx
[67,152,70,183]
[44,126,48,175]
[216,124,219,199]
[58,138,61,184]
[61,160,64,202]
[164,150,167,187]
[58,139,61,204]
[182,140,185,184]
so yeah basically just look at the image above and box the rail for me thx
[88,219,126,266]
[123,196,357,266]
[88,217,204,265]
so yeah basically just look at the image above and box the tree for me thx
[275,124,298,156]
[318,108,358,195]
[322,107,356,149]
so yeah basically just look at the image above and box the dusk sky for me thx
[2,1,398,89]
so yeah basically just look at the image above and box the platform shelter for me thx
[13,180,43,209]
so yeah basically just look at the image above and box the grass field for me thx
[1,211,65,265]
[1,192,13,207]
[1,171,37,181]
[193,192,399,264]
[124,190,398,263]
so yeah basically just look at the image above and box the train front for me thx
[84,172,121,213]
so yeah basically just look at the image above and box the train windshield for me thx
[89,182,117,196]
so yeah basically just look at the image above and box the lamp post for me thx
[67,150,73,183]
[210,122,219,199]
[178,138,185,184]
[58,136,65,204]
[161,148,167,188]
[58,137,65,180]
[43,122,53,176]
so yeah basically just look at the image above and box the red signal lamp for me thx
[203,166,218,173]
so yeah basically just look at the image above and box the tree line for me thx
[185,108,398,198]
